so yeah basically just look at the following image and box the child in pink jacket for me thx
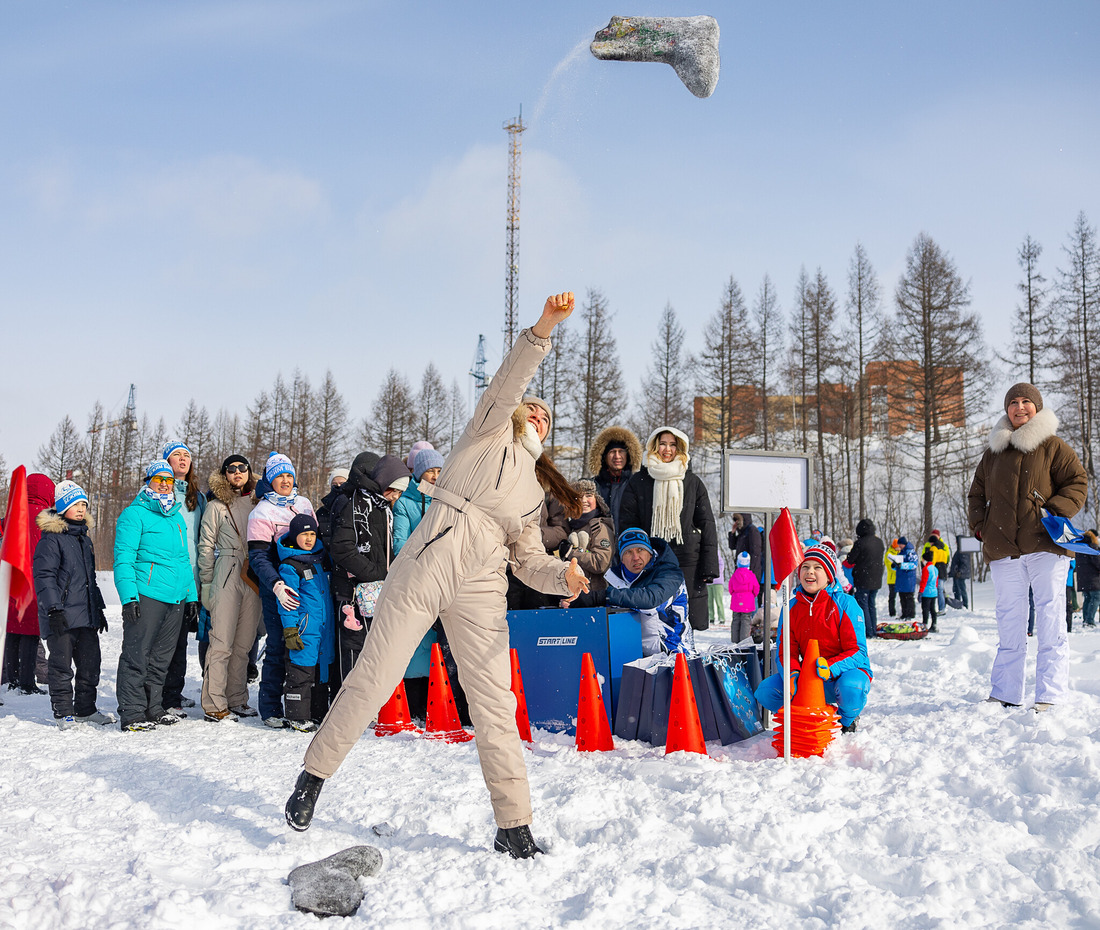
[728,551,760,642]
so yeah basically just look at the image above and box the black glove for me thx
[96,610,108,634]
[557,538,573,560]
[122,601,140,624]
[184,601,200,633]
[48,607,66,630]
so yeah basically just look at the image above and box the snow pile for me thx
[2,583,1099,929]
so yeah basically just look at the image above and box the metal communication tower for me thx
[503,109,526,355]
[470,334,489,403]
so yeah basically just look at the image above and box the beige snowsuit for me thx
[198,472,262,715]
[304,328,571,828]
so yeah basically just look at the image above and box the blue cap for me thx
[618,528,656,558]
[145,459,174,482]
[54,480,88,514]
[161,439,190,461]
[265,452,295,482]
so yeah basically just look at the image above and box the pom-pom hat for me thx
[800,544,837,585]
[265,452,295,482]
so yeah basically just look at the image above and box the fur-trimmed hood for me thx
[988,407,1059,454]
[208,470,257,508]
[36,509,95,533]
[586,425,644,477]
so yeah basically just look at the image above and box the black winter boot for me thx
[285,770,325,832]
[494,825,544,859]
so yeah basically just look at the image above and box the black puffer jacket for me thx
[328,452,394,599]
[32,510,106,638]
[847,518,885,591]
[1077,532,1100,592]
[618,467,719,589]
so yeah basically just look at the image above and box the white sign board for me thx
[958,536,982,554]
[721,450,813,515]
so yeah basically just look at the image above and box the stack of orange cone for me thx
[509,648,532,742]
[665,653,708,756]
[425,642,475,743]
[575,652,614,751]
[771,638,838,757]
[375,680,419,736]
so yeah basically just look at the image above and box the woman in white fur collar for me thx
[968,382,1087,711]
[619,425,720,632]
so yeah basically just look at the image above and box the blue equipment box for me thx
[507,608,643,735]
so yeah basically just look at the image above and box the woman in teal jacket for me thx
[113,460,198,731]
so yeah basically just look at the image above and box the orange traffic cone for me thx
[575,652,614,752]
[425,642,474,743]
[771,638,838,758]
[375,680,419,736]
[510,648,532,742]
[666,653,708,756]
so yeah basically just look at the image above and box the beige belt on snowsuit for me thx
[419,480,498,543]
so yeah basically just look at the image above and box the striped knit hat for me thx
[800,544,837,585]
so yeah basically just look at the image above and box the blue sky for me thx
[2,1,1098,470]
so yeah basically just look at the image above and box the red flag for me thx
[769,506,804,590]
[1,466,35,621]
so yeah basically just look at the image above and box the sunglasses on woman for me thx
[225,464,250,474]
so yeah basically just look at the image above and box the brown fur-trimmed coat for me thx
[586,425,644,534]
[967,408,1088,562]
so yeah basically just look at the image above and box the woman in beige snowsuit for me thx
[286,293,588,859]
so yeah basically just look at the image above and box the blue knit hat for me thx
[413,448,445,481]
[54,480,88,515]
[736,551,752,568]
[161,439,190,460]
[265,452,295,482]
[145,459,174,482]
[618,528,656,559]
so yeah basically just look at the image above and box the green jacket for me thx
[113,491,198,605]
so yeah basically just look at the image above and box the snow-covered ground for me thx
[2,582,1099,930]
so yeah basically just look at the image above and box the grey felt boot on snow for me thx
[287,846,383,917]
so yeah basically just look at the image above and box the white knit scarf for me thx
[645,452,687,544]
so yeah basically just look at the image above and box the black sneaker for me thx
[494,825,544,859]
[122,720,157,732]
[156,713,180,726]
[285,770,325,832]
[840,718,859,734]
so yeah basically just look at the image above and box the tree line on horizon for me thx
[17,217,1100,566]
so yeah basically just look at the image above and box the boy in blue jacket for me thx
[276,514,335,733]
[890,536,919,620]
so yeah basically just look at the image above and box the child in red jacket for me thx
[754,545,872,732]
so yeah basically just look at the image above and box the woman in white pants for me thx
[967,383,1087,709]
